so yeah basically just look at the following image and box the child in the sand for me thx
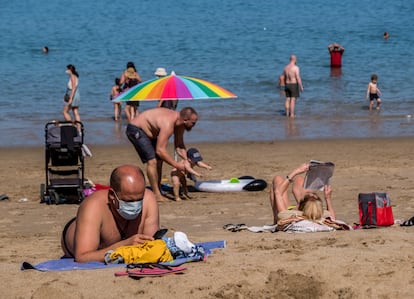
[366,74,382,111]
[171,148,212,201]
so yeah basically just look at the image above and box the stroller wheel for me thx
[49,190,60,204]
[44,195,51,205]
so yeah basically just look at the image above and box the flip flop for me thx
[223,224,236,230]
[0,194,9,201]
[400,217,414,227]
[114,263,187,277]
[223,223,247,232]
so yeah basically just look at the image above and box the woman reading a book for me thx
[269,162,336,225]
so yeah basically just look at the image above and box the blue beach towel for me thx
[21,240,225,272]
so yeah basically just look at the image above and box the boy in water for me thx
[171,148,212,201]
[366,74,382,111]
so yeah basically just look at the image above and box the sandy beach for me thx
[1,137,414,298]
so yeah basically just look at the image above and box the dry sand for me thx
[1,137,414,298]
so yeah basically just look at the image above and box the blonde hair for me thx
[298,194,323,221]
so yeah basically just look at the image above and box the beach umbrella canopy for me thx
[113,71,237,102]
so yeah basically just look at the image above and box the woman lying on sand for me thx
[269,162,336,225]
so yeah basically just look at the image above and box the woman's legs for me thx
[131,104,138,120]
[270,176,290,224]
[63,105,72,121]
[125,104,132,121]
[114,103,120,120]
[72,107,81,131]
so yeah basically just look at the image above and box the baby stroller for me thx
[40,121,85,204]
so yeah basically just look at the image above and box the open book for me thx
[303,160,335,191]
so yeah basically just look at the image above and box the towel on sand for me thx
[21,240,225,272]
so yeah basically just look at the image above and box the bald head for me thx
[110,165,145,193]
[180,107,198,119]
[290,54,297,63]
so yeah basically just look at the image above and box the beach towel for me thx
[276,216,352,233]
[282,219,335,233]
[20,240,225,272]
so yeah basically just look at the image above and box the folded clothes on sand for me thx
[105,240,173,264]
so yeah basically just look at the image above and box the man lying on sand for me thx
[61,165,159,263]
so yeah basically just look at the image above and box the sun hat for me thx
[154,67,167,77]
[187,148,203,163]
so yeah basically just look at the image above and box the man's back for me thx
[284,55,300,84]
[129,108,178,139]
[284,63,299,84]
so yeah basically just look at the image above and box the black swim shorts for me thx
[126,124,157,163]
[285,83,300,98]
[126,101,140,107]
[369,93,379,101]
[62,217,76,258]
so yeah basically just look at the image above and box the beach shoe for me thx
[223,223,247,232]
[400,216,414,227]
[0,194,9,201]
[223,223,236,231]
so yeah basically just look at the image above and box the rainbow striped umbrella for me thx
[114,71,237,102]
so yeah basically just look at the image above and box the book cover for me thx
[303,160,335,191]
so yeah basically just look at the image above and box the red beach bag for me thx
[358,192,394,227]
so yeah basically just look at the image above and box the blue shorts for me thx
[126,124,158,163]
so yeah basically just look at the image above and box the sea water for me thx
[0,0,413,146]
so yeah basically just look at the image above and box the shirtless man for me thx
[126,107,198,201]
[61,165,159,263]
[283,55,304,118]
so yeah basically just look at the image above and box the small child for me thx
[171,148,212,201]
[110,78,122,120]
[366,74,382,111]
[278,74,286,97]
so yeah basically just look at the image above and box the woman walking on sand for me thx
[63,64,81,131]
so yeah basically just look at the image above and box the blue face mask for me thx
[117,199,143,220]
[112,190,143,220]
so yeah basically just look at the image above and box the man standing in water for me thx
[283,54,304,118]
